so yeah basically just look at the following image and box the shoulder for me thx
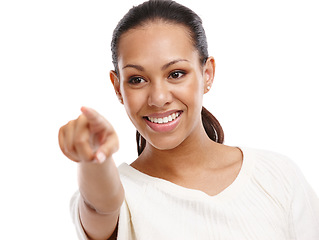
[242,148,319,238]
[242,148,318,206]
[243,147,299,178]
[242,148,302,201]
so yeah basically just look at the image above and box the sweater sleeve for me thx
[288,163,319,239]
[70,190,136,240]
[70,191,90,240]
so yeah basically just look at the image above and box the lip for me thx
[145,109,181,118]
[144,110,183,133]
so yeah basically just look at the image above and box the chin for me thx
[145,135,186,151]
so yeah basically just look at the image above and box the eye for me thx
[128,76,146,85]
[168,70,185,79]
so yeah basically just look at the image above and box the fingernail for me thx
[92,159,99,164]
[96,152,106,163]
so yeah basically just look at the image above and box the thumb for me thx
[94,131,119,164]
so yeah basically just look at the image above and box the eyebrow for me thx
[122,59,189,71]
[122,64,144,71]
[161,59,189,70]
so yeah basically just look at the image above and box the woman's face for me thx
[112,22,214,150]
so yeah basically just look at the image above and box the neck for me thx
[135,123,221,179]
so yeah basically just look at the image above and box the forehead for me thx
[117,22,198,67]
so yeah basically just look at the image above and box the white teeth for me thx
[147,112,181,124]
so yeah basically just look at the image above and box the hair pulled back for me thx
[111,0,224,155]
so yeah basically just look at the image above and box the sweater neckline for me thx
[119,147,254,202]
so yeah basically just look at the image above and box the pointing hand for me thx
[58,107,119,164]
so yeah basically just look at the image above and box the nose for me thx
[147,81,172,107]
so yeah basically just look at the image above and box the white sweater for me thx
[70,148,319,239]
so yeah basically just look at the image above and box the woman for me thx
[58,0,319,239]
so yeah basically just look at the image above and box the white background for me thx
[0,0,318,239]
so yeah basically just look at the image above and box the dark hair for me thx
[111,0,224,155]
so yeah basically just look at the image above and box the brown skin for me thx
[59,107,124,240]
[111,22,242,195]
[59,22,242,240]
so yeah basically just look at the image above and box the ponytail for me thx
[136,107,224,155]
[201,106,224,144]
[136,129,146,156]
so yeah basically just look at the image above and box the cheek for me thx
[176,75,204,108]
[121,88,144,120]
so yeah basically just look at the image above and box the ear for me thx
[110,70,123,104]
[203,57,215,94]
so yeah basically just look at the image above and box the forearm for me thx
[78,157,124,214]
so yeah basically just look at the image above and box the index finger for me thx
[80,106,100,121]
[80,106,113,133]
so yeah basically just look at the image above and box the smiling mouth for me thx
[144,111,182,124]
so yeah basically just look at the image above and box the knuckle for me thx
[61,146,79,162]
[60,146,68,156]
[64,143,75,155]
[77,114,88,124]
[74,136,88,146]
[61,142,72,155]
[58,126,64,136]
[60,120,74,134]
[67,119,76,127]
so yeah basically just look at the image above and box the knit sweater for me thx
[70,148,319,239]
